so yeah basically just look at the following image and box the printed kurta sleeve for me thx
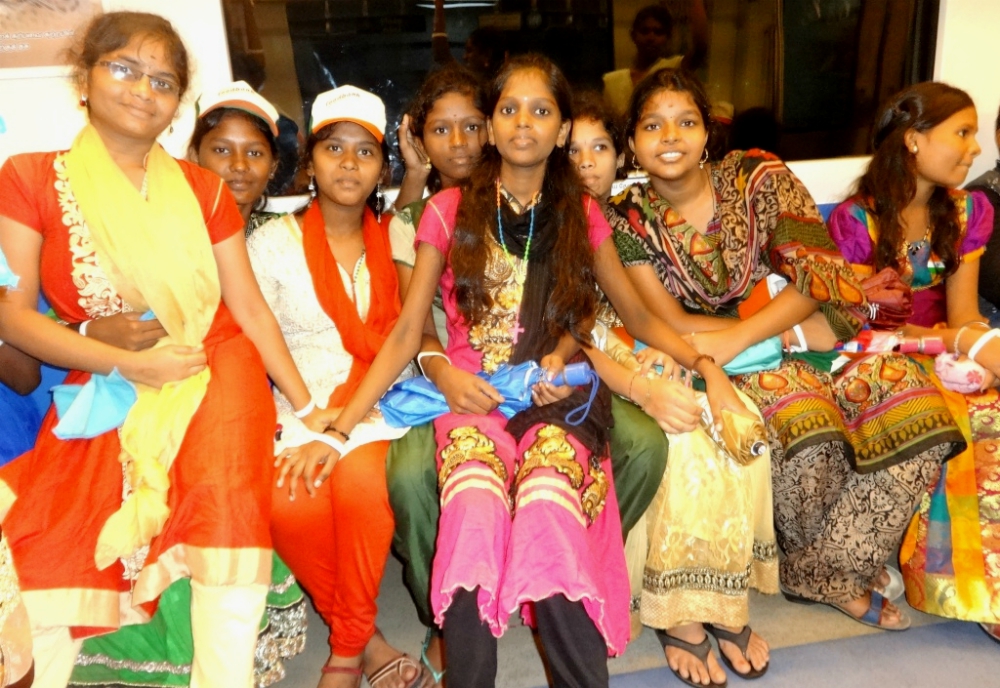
[959,190,994,262]
[749,155,867,341]
[604,195,653,267]
[827,199,877,271]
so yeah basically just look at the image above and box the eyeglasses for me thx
[96,60,180,95]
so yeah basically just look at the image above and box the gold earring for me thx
[699,148,709,170]
[632,153,643,172]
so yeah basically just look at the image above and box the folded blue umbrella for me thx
[381,360,598,428]
[0,246,18,289]
[52,368,138,440]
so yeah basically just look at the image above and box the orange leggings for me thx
[270,440,394,657]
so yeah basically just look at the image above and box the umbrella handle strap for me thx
[563,370,600,426]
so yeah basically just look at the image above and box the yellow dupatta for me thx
[64,125,220,570]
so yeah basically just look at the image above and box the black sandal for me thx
[655,629,728,688]
[703,624,769,680]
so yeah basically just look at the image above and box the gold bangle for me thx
[691,353,716,371]
[627,372,639,404]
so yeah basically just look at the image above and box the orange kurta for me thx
[0,151,274,633]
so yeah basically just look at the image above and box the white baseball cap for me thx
[197,81,280,137]
[310,85,386,142]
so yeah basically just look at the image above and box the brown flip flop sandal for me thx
[655,628,728,688]
[703,623,769,679]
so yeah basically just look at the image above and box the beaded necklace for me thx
[495,179,538,259]
[495,179,540,345]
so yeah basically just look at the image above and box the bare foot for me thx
[713,624,769,675]
[318,653,363,688]
[363,630,426,688]
[663,622,726,686]
[837,591,907,628]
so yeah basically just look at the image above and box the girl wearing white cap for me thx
[251,85,427,688]
[301,53,750,688]
[190,80,282,238]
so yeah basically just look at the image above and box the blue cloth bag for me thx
[52,368,138,440]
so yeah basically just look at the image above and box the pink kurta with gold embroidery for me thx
[415,188,630,656]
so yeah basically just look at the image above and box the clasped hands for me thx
[632,347,754,435]
[274,405,366,500]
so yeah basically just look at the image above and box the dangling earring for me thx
[699,148,709,170]
[308,176,317,199]
[631,153,643,174]
[79,95,88,107]
[375,183,385,223]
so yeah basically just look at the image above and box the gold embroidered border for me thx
[516,426,582,488]
[643,561,752,597]
[753,539,778,563]
[53,153,129,319]
[438,426,508,489]
[581,463,608,524]
[516,425,607,523]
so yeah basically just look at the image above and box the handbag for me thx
[861,267,913,329]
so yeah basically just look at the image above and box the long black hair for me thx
[450,54,597,344]
[857,82,974,275]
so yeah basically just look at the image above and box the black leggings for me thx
[442,587,609,688]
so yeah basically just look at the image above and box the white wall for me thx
[0,0,231,163]
[933,0,1000,184]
